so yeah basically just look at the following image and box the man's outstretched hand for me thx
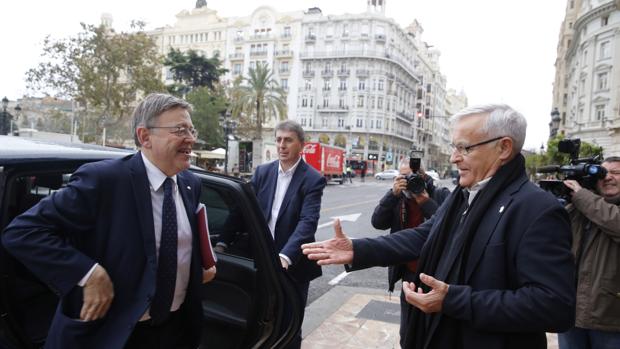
[302,219,354,265]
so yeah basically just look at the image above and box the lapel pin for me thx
[187,186,191,190]
[499,206,505,213]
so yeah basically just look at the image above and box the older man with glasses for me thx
[302,104,576,349]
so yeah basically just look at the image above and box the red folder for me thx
[196,203,217,269]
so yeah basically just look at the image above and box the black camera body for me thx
[538,139,607,203]
[405,157,426,194]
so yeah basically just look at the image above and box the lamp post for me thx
[1,97,10,135]
[12,104,21,135]
[221,110,236,175]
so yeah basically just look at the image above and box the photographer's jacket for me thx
[371,178,450,291]
[567,189,620,331]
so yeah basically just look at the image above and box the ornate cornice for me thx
[567,2,617,58]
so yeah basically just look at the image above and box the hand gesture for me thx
[402,273,449,314]
[563,179,582,194]
[302,219,353,265]
[81,264,114,321]
[392,175,407,196]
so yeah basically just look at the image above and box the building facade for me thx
[551,0,620,155]
[149,0,459,171]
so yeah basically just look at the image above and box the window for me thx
[280,79,288,90]
[370,120,374,129]
[283,26,291,37]
[378,80,384,91]
[300,118,306,126]
[339,98,345,108]
[376,119,382,129]
[339,79,347,91]
[233,64,242,75]
[323,79,331,91]
[280,61,289,72]
[305,80,312,91]
[342,24,349,37]
[600,41,610,59]
[358,79,366,90]
[310,98,314,107]
[356,118,363,127]
[338,118,345,127]
[323,98,329,107]
[377,97,383,109]
[322,118,328,127]
[598,72,608,90]
[357,96,364,108]
[602,16,609,26]
[370,97,375,109]
[595,105,605,120]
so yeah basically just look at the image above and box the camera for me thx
[538,138,607,203]
[405,157,426,194]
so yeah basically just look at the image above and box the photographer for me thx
[559,156,620,349]
[371,159,450,346]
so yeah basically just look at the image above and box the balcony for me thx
[375,34,386,43]
[317,105,349,112]
[275,50,293,58]
[249,50,268,57]
[321,69,333,77]
[234,36,244,42]
[305,34,317,43]
[356,69,370,77]
[337,69,350,77]
[303,70,315,78]
[278,68,290,75]
[280,33,292,40]
[228,53,244,60]
[360,33,370,40]
[249,34,271,41]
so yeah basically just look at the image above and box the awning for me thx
[193,150,225,160]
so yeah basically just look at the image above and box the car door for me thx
[192,170,303,349]
[0,160,302,349]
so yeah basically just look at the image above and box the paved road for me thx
[307,177,455,305]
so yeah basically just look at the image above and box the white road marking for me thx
[328,271,350,285]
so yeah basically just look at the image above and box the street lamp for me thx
[12,104,21,135]
[221,110,236,175]
[1,96,16,136]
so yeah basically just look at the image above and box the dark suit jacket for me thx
[251,159,326,283]
[2,153,204,349]
[350,173,576,349]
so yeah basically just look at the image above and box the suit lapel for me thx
[263,162,279,222]
[128,153,157,262]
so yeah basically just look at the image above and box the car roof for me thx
[0,136,133,165]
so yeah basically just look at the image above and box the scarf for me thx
[404,154,526,349]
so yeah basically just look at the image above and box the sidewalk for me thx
[301,285,559,349]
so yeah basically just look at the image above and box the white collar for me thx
[465,176,492,205]
[141,152,177,191]
[278,157,302,176]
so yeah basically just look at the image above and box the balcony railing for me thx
[275,50,293,57]
[250,51,268,57]
[228,53,244,60]
[303,70,315,78]
[356,69,370,76]
[278,68,290,75]
[305,34,316,43]
[281,33,292,39]
[337,69,350,77]
[321,69,333,77]
[375,34,386,42]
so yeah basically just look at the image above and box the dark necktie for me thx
[150,177,178,325]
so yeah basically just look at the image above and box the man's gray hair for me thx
[132,93,193,147]
[450,104,527,153]
[604,156,620,164]
[275,120,305,143]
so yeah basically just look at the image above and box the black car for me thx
[0,136,302,349]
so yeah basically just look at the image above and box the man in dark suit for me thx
[2,93,215,349]
[251,120,326,349]
[303,104,576,349]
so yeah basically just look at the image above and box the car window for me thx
[7,173,69,221]
[200,184,253,260]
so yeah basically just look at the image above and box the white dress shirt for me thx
[141,153,193,319]
[268,157,302,265]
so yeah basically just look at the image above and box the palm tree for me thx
[230,63,287,141]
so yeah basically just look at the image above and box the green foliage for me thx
[26,22,164,143]
[230,63,287,140]
[186,86,227,149]
[163,49,228,95]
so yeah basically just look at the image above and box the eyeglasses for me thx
[148,125,198,138]
[450,136,505,156]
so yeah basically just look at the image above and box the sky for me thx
[0,0,567,150]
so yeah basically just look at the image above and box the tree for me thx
[230,63,287,140]
[163,49,227,97]
[26,21,164,143]
[186,86,227,149]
